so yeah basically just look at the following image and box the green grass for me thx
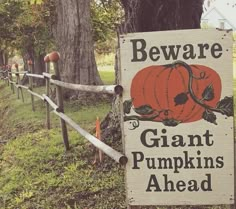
[99,70,115,85]
[0,129,125,209]
[0,72,125,209]
[96,53,115,66]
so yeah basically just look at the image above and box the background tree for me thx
[91,0,123,54]
[15,1,54,85]
[0,0,54,85]
[0,0,22,66]
[53,0,103,98]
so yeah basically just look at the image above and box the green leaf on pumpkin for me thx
[202,110,217,125]
[202,84,214,101]
[134,105,154,115]
[174,92,188,106]
[216,96,233,117]
[123,99,133,114]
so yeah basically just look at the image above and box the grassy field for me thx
[0,72,125,209]
[99,70,115,85]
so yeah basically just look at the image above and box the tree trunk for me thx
[34,53,46,86]
[21,44,46,86]
[0,49,8,66]
[54,0,103,98]
[3,52,8,66]
[120,0,204,33]
[0,51,4,66]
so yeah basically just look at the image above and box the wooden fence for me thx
[0,51,127,165]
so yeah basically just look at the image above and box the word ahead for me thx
[130,39,223,62]
[146,174,211,192]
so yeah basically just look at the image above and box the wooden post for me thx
[49,51,69,150]
[8,66,13,92]
[28,60,35,111]
[15,63,20,99]
[11,72,14,94]
[6,65,10,86]
[14,64,24,102]
[20,87,24,102]
[44,54,51,129]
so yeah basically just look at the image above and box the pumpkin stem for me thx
[172,60,225,115]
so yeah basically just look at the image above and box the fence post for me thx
[9,65,14,94]
[28,60,35,111]
[15,63,20,99]
[6,65,10,86]
[3,66,7,84]
[15,64,24,102]
[7,66,10,87]
[44,55,51,129]
[49,51,69,150]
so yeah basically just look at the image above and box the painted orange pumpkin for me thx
[130,62,222,125]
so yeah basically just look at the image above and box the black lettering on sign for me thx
[146,174,212,192]
[130,39,223,62]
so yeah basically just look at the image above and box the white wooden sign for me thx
[120,29,234,206]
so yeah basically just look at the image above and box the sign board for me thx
[120,29,234,206]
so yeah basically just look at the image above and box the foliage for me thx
[0,0,23,64]
[0,0,54,62]
[0,0,123,61]
[14,0,55,57]
[96,52,115,66]
[91,0,124,53]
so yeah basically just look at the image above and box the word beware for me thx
[130,39,223,62]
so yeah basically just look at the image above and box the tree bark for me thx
[0,50,4,66]
[0,49,8,66]
[54,0,103,98]
[120,0,204,33]
[21,43,46,86]
[33,53,46,86]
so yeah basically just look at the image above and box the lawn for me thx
[0,71,125,209]
[99,70,115,85]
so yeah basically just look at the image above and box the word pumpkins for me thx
[124,61,232,127]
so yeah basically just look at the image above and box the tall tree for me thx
[0,0,22,66]
[15,1,54,85]
[54,0,102,98]
[0,0,54,85]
